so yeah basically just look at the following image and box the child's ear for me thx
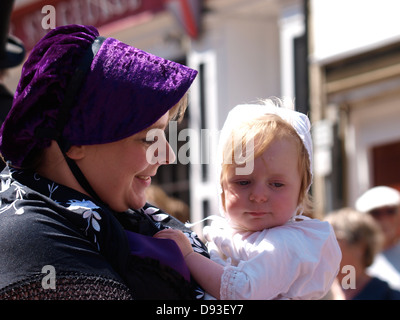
[66,145,85,160]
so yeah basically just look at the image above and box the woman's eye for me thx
[144,128,166,145]
[143,136,158,145]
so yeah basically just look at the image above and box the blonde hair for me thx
[326,208,383,267]
[220,112,313,216]
[169,92,188,122]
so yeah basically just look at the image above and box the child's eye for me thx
[271,182,284,188]
[237,180,250,186]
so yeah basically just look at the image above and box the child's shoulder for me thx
[284,216,334,233]
[259,217,335,245]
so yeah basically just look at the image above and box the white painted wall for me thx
[311,0,400,63]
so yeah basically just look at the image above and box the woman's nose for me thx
[156,134,176,165]
[146,129,176,165]
[163,141,176,164]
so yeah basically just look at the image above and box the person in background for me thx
[356,186,400,290]
[0,0,25,123]
[0,24,208,300]
[156,99,341,299]
[326,207,400,300]
[0,0,26,173]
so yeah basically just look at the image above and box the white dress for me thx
[203,216,341,300]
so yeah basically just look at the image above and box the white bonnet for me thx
[217,99,313,195]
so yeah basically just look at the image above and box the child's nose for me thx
[249,184,268,203]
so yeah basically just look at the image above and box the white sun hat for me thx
[355,186,400,213]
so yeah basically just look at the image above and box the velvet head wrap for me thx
[0,24,198,167]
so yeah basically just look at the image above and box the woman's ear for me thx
[66,145,86,160]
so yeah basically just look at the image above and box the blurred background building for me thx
[309,0,400,218]
[4,0,400,233]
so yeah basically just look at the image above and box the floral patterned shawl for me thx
[0,166,208,299]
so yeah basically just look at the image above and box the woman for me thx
[326,208,400,300]
[0,24,207,300]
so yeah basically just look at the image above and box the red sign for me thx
[165,0,201,39]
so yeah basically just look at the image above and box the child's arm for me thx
[154,229,224,299]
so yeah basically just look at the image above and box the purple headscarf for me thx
[0,25,197,167]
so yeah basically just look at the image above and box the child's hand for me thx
[154,229,194,258]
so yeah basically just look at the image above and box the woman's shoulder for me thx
[0,198,131,299]
[0,182,126,292]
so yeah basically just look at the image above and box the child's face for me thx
[222,137,302,231]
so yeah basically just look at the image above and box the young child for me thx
[155,98,341,300]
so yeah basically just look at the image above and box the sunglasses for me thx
[369,207,399,218]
